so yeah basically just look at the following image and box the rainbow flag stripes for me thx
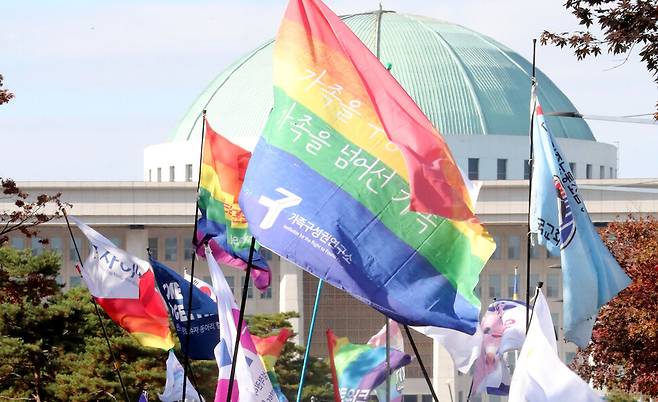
[239,0,495,333]
[252,328,293,402]
[197,119,271,290]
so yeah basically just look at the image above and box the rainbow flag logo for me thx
[239,0,495,332]
[197,119,271,290]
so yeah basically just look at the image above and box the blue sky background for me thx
[1,0,656,180]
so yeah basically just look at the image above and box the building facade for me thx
[5,179,657,401]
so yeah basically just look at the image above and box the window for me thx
[169,165,175,182]
[402,396,418,402]
[569,162,576,176]
[497,158,507,180]
[586,164,592,179]
[157,167,162,182]
[524,159,531,180]
[506,351,517,373]
[468,158,479,180]
[489,274,501,299]
[50,237,63,261]
[530,244,541,259]
[492,235,502,259]
[70,276,82,288]
[458,391,464,402]
[546,273,560,298]
[183,238,195,260]
[226,276,235,295]
[474,283,481,299]
[508,274,517,298]
[551,312,560,336]
[530,274,540,291]
[69,237,82,261]
[148,237,159,259]
[260,248,273,261]
[242,276,253,299]
[165,237,178,261]
[185,164,193,182]
[508,235,521,260]
[31,237,44,256]
[609,167,614,178]
[260,286,272,299]
[149,169,152,182]
[421,396,433,402]
[203,276,212,285]
[600,165,605,179]
[10,237,24,249]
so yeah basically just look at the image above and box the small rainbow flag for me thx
[239,0,495,332]
[197,118,271,290]
[327,329,411,401]
[252,328,293,402]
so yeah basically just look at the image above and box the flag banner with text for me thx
[151,258,219,360]
[529,93,631,347]
[206,247,277,402]
[239,0,495,333]
[159,350,205,402]
[367,321,405,402]
[252,328,293,402]
[70,216,174,350]
[327,328,411,402]
[197,118,271,291]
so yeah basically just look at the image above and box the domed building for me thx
[144,10,617,184]
[9,9,657,402]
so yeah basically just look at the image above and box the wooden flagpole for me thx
[225,236,257,402]
[182,110,207,402]
[63,210,131,402]
[296,279,324,402]
[525,39,537,333]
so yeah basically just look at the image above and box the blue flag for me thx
[529,93,631,347]
[151,258,220,359]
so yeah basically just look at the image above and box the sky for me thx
[1,0,656,181]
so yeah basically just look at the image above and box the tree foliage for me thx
[0,246,331,400]
[572,215,658,396]
[1,178,69,246]
[0,74,13,105]
[540,0,658,117]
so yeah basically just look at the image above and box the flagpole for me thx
[182,109,207,402]
[525,39,537,333]
[385,317,391,402]
[296,279,324,402]
[226,236,256,402]
[62,210,131,402]
[403,325,440,402]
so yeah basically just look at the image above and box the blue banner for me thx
[529,96,631,347]
[151,258,220,360]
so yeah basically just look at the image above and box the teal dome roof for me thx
[171,11,594,145]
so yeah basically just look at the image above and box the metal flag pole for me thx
[403,325,440,402]
[525,39,537,333]
[296,279,324,402]
[385,317,391,402]
[226,236,257,402]
[182,109,207,402]
[62,210,131,402]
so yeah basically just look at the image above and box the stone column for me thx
[278,258,304,344]
[125,225,148,260]
[433,339,457,402]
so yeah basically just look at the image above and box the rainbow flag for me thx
[239,0,495,332]
[197,118,271,291]
[327,329,411,402]
[252,328,293,402]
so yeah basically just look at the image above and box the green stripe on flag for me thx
[198,188,253,251]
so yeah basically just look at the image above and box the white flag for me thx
[411,325,482,373]
[508,290,602,402]
[206,246,278,402]
[159,350,204,402]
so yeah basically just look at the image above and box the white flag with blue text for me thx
[529,93,631,347]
